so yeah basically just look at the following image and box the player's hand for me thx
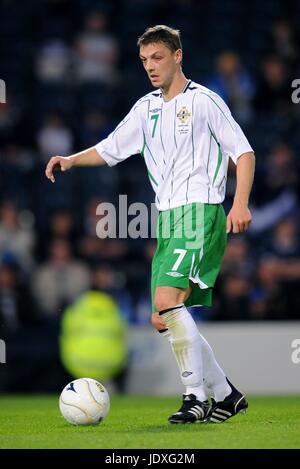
[45,156,73,183]
[226,204,252,234]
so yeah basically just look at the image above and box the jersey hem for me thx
[157,198,222,211]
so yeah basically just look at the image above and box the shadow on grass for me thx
[108,423,217,434]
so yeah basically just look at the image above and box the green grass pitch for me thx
[0,395,299,449]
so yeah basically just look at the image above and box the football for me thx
[59,378,110,425]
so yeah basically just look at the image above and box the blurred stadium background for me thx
[0,0,300,395]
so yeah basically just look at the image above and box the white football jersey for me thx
[95,80,253,211]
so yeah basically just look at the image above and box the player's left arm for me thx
[226,151,255,233]
[203,91,255,234]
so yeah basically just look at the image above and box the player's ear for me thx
[175,49,183,65]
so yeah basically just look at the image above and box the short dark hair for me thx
[137,25,182,52]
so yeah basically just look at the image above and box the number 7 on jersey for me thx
[151,114,159,138]
[171,249,187,271]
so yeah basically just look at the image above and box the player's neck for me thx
[161,73,189,102]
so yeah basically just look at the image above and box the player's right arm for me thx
[45,101,144,183]
[45,146,106,183]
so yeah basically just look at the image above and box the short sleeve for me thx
[204,91,254,164]
[95,103,144,167]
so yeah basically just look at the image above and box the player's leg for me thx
[154,286,204,400]
[152,291,233,403]
[208,378,248,423]
[153,285,211,423]
[152,203,247,422]
[152,203,226,401]
[152,286,248,423]
[184,203,248,422]
[152,287,248,423]
[150,204,214,422]
[152,285,234,423]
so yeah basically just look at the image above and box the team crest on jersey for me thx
[177,106,191,123]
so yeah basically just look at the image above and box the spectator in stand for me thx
[37,208,78,261]
[251,216,300,320]
[213,236,254,320]
[263,144,299,202]
[206,51,255,124]
[37,113,73,163]
[35,39,72,84]
[250,257,289,320]
[254,56,291,116]
[0,200,35,273]
[91,263,134,323]
[267,216,300,259]
[259,217,300,319]
[221,235,255,279]
[77,114,119,203]
[0,260,39,332]
[0,144,35,207]
[249,143,299,235]
[79,110,114,149]
[78,197,128,266]
[0,94,21,145]
[214,273,252,321]
[32,238,90,317]
[269,19,298,71]
[74,10,119,85]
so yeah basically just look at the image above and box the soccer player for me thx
[46,25,255,424]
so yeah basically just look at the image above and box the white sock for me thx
[199,333,232,401]
[158,304,207,402]
[158,308,232,402]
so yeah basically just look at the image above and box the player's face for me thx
[139,42,182,89]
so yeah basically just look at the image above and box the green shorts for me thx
[151,202,227,312]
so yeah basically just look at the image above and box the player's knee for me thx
[151,313,161,330]
[151,312,168,332]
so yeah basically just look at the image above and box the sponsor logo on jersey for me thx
[177,106,191,123]
[182,371,193,377]
[149,108,161,113]
[166,271,184,278]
